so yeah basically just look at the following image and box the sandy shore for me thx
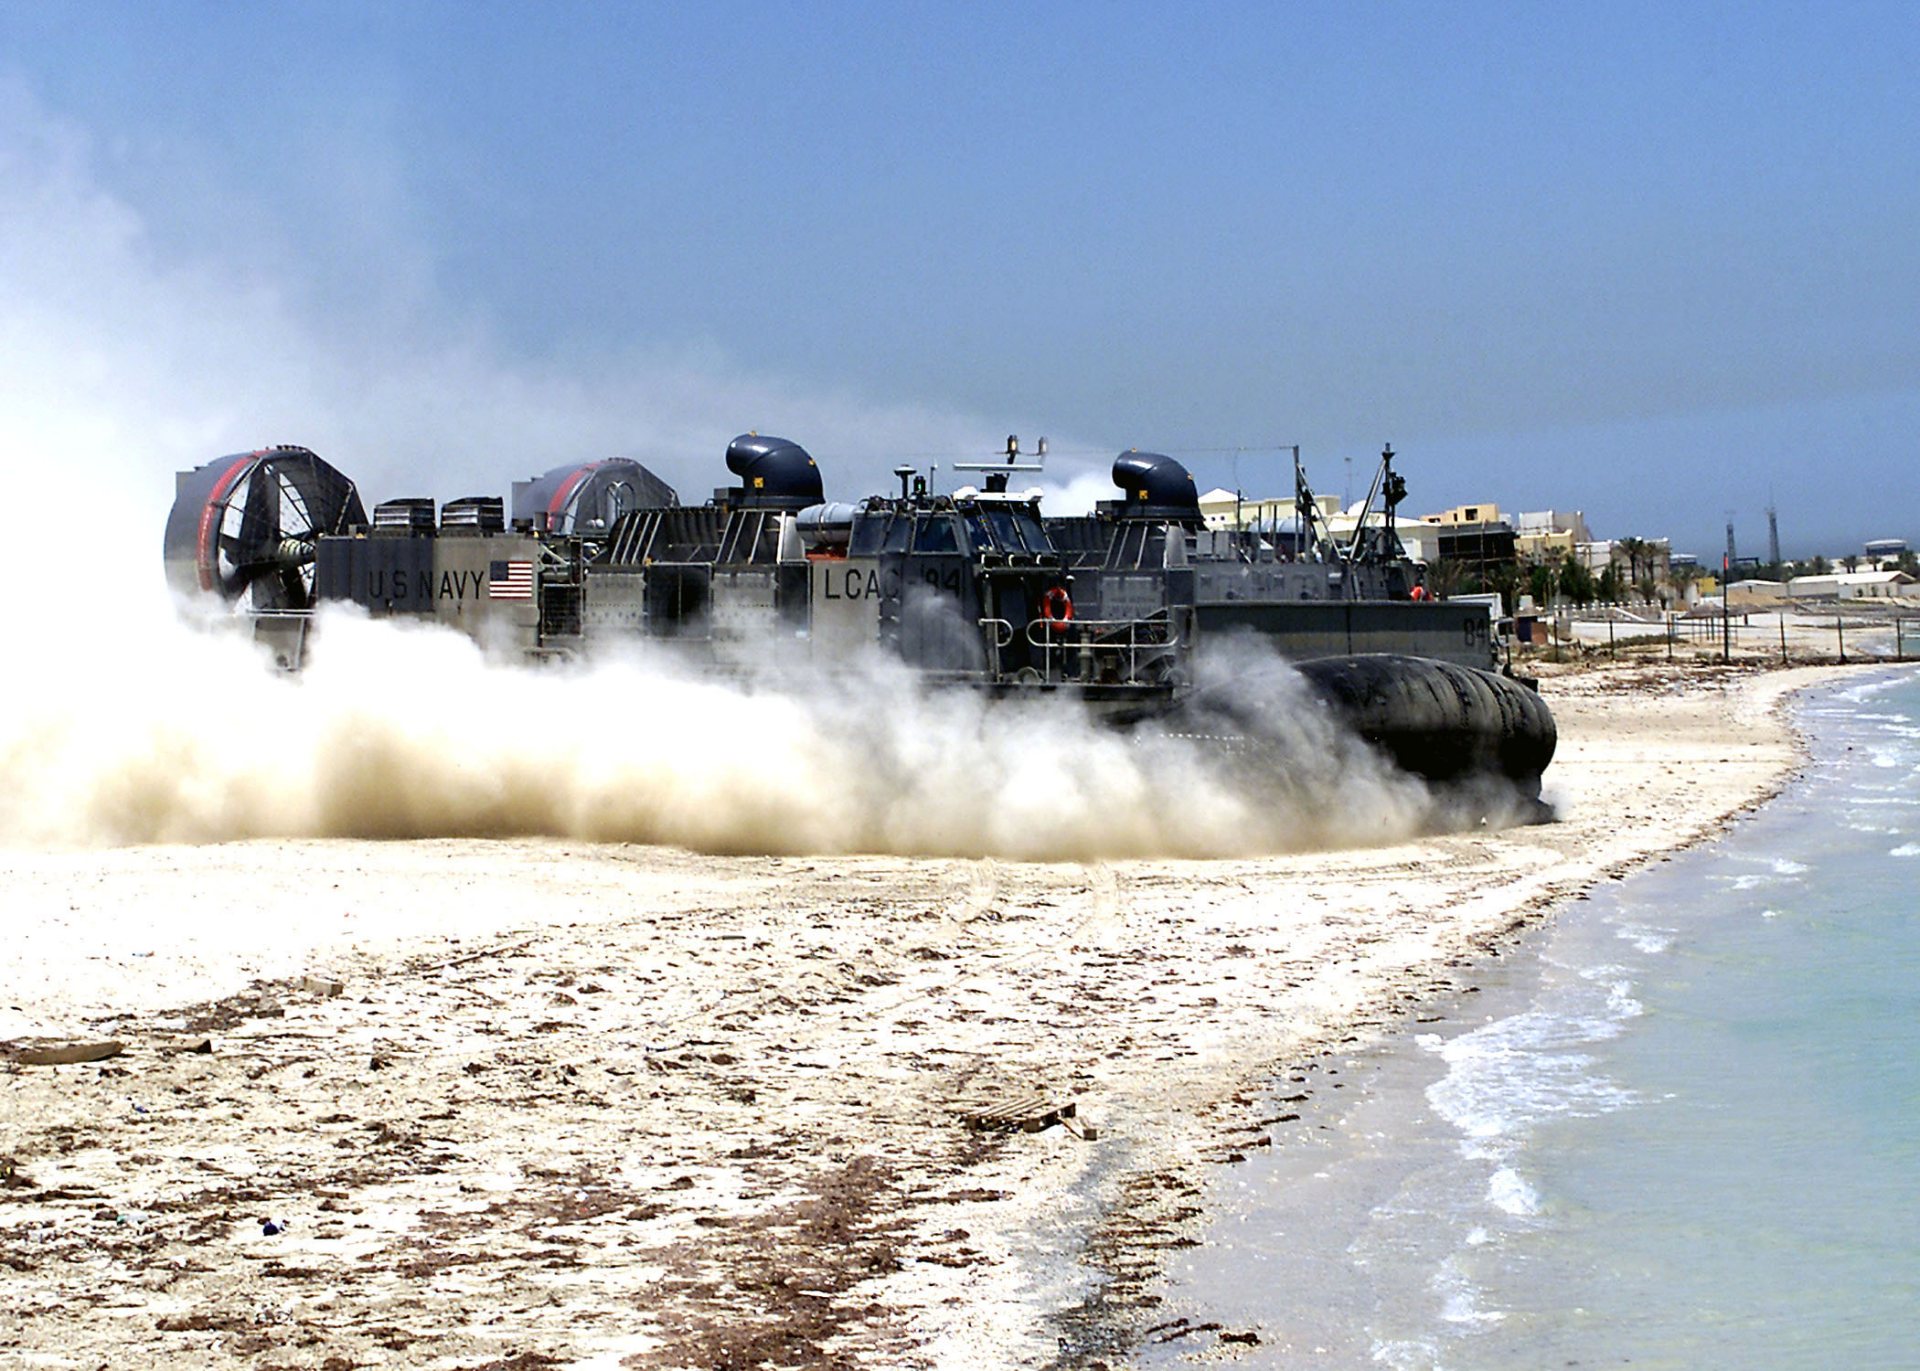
[0,662,1841,1368]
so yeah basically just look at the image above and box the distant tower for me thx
[1725,517,1737,570]
[1767,503,1781,567]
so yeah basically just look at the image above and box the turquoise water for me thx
[1144,670,1920,1369]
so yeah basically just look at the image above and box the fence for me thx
[1516,612,1915,665]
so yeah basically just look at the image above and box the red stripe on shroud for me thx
[194,452,266,593]
[545,461,607,527]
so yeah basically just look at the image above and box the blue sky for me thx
[2,2,1916,556]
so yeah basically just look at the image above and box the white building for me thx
[1514,509,1593,543]
[1195,488,1342,532]
[1725,578,1789,608]
[1786,570,1920,600]
[1576,537,1673,582]
[1398,528,1438,564]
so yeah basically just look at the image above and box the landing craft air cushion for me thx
[163,435,1557,802]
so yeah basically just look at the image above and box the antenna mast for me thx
[1293,445,1335,561]
[952,434,1046,493]
[1344,444,1395,564]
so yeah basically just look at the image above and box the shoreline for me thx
[1047,660,1861,1363]
[1109,664,1884,1364]
[1120,661,1920,1366]
[0,660,1872,1368]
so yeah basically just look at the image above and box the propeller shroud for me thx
[162,446,367,610]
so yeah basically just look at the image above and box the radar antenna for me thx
[953,434,1047,493]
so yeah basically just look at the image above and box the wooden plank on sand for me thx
[10,1041,126,1066]
[955,1092,1079,1133]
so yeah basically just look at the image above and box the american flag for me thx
[489,560,534,600]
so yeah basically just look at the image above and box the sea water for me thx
[1140,670,1920,1369]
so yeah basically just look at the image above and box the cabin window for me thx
[984,510,1019,550]
[848,515,889,558]
[913,516,961,554]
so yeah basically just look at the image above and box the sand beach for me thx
[0,661,1837,1368]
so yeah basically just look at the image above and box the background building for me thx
[1512,510,1593,564]
[1418,502,1517,582]
[1787,570,1919,600]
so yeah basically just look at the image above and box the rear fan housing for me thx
[163,446,367,610]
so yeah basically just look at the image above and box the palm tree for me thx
[1617,536,1657,604]
[1559,555,1596,607]
[1615,536,1641,584]
[1428,557,1466,599]
[1527,555,1560,610]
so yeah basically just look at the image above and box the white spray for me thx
[0,600,1453,857]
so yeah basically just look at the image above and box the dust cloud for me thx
[0,604,1456,858]
[0,84,1476,858]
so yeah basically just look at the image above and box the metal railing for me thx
[976,614,1183,685]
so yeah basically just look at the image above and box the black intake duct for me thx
[1112,450,1202,521]
[725,434,824,510]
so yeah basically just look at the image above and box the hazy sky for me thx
[2,2,1915,557]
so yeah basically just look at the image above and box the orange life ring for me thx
[1040,586,1074,625]
[1409,584,1428,601]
